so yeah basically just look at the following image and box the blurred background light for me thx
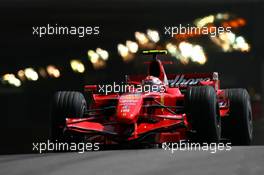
[211,31,250,52]
[24,68,39,81]
[96,48,109,61]
[215,13,230,20]
[177,42,207,65]
[190,45,207,65]
[2,74,21,87]
[135,31,149,45]
[118,44,129,58]
[88,50,100,64]
[166,43,178,56]
[46,65,60,78]
[70,60,85,73]
[17,70,26,81]
[92,60,106,69]
[179,41,193,58]
[126,40,139,53]
[146,29,160,43]
[234,36,250,52]
[195,15,215,28]
[87,48,108,69]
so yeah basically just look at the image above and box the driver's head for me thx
[143,76,162,85]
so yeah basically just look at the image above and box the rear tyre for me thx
[50,91,87,141]
[222,89,253,145]
[185,86,221,143]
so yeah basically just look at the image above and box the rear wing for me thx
[127,72,220,89]
[167,72,219,87]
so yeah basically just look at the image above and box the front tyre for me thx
[223,89,253,145]
[185,86,221,143]
[50,91,87,141]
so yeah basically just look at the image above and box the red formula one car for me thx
[50,50,253,146]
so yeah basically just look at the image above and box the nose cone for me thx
[116,94,143,124]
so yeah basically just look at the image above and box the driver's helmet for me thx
[143,76,163,85]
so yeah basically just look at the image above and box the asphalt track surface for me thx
[0,146,263,175]
[1,118,264,175]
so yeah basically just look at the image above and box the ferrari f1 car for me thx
[50,50,253,145]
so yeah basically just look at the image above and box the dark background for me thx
[0,0,263,154]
